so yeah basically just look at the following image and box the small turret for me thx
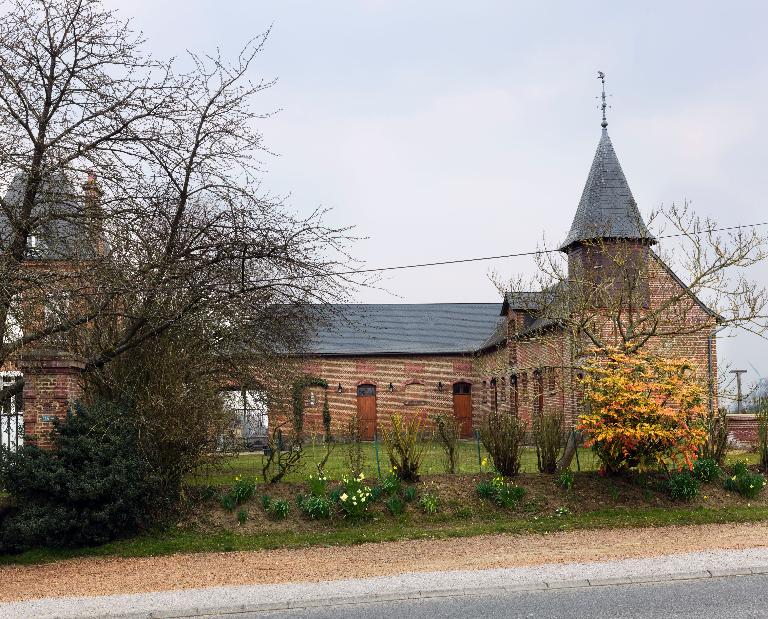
[560,73,655,305]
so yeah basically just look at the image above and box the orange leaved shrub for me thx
[578,348,706,474]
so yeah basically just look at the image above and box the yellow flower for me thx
[340,493,348,502]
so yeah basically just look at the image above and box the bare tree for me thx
[495,204,768,357]
[0,0,358,405]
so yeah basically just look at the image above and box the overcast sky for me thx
[108,0,768,384]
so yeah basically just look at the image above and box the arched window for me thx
[547,367,556,393]
[452,382,471,395]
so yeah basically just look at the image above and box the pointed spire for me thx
[559,128,656,252]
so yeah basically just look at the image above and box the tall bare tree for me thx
[0,0,357,404]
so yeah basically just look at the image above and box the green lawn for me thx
[189,442,601,486]
[5,504,768,566]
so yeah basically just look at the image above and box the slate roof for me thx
[502,286,562,314]
[560,129,656,251]
[301,303,506,355]
[0,172,95,260]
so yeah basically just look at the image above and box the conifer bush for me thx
[0,401,165,553]
[533,410,564,474]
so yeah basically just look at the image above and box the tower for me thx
[559,73,656,306]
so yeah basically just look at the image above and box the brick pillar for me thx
[727,414,758,449]
[20,350,85,449]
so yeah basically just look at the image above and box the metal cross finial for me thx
[597,70,608,128]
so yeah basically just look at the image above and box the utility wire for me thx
[20,219,768,296]
[250,220,768,284]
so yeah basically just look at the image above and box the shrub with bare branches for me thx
[383,413,425,482]
[431,413,460,474]
[533,410,565,474]
[479,411,526,477]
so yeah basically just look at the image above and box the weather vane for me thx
[597,70,609,128]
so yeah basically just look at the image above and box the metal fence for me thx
[190,430,599,486]
[1,373,23,453]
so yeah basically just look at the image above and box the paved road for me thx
[256,574,768,619]
[5,547,768,617]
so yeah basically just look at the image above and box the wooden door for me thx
[356,384,377,440]
[452,382,473,438]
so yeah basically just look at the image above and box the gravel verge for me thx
[4,521,768,603]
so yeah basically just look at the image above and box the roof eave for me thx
[289,349,481,358]
[559,235,658,253]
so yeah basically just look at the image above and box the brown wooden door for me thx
[452,382,473,438]
[356,384,377,440]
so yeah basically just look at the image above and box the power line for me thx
[15,219,768,296]
[253,219,768,283]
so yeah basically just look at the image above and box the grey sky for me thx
[111,0,768,384]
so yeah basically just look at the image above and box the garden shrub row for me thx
[665,458,767,502]
[252,470,440,524]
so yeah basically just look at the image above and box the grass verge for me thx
[4,504,768,566]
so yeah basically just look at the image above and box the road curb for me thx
[109,566,768,618]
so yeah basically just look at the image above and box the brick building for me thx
[286,122,721,440]
[0,172,101,450]
[0,123,724,449]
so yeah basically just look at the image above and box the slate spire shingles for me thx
[559,128,655,252]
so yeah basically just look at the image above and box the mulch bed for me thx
[186,469,768,535]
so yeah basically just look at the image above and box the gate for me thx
[1,373,23,453]
[221,387,268,451]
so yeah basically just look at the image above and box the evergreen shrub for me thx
[0,401,165,553]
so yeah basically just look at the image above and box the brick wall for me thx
[275,250,719,441]
[728,414,758,448]
[272,351,515,439]
[20,350,85,449]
